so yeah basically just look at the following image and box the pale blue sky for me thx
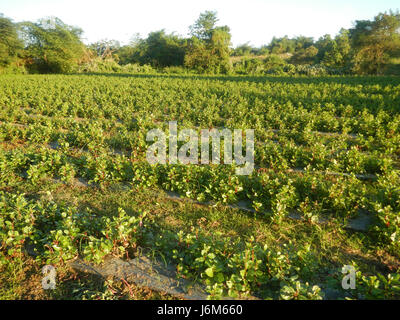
[1,0,399,47]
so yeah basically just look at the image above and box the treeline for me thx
[0,10,399,75]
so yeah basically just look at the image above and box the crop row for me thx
[0,144,399,257]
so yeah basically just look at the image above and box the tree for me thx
[321,42,341,67]
[185,11,232,73]
[207,26,232,72]
[289,45,318,65]
[269,36,295,54]
[140,30,185,67]
[20,17,85,73]
[233,57,264,74]
[89,39,120,59]
[251,45,269,56]
[0,14,22,68]
[315,34,335,62]
[185,32,232,73]
[184,30,231,73]
[314,30,351,69]
[114,31,185,68]
[232,43,253,56]
[293,36,314,51]
[350,11,400,74]
[189,10,218,41]
[334,28,352,68]
[116,44,141,65]
[267,36,314,55]
[115,33,143,65]
[263,54,286,70]
[184,37,210,72]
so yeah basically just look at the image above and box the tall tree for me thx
[189,11,218,41]
[141,30,185,67]
[289,45,318,65]
[89,39,121,59]
[350,11,400,74]
[0,14,22,68]
[232,42,253,56]
[315,30,351,69]
[334,28,352,67]
[185,12,232,73]
[269,36,295,54]
[293,36,314,51]
[20,17,85,73]
[315,34,335,61]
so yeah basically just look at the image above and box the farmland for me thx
[0,73,400,299]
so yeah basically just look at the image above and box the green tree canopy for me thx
[232,42,253,56]
[0,14,22,67]
[314,30,351,69]
[189,10,218,41]
[20,17,85,73]
[263,54,286,69]
[185,11,232,73]
[350,11,400,74]
[140,30,185,67]
[89,39,121,59]
[289,45,318,65]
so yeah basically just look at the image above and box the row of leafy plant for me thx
[1,190,399,299]
[0,144,399,257]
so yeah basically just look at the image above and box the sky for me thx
[1,0,399,47]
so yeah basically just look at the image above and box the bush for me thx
[263,54,287,70]
[294,64,329,76]
[0,62,27,74]
[233,58,265,75]
[75,58,156,74]
[121,63,155,74]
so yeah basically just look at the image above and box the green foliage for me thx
[232,43,254,56]
[233,57,265,74]
[0,191,147,265]
[138,30,186,68]
[75,55,156,74]
[350,11,400,75]
[75,57,122,73]
[189,10,219,41]
[20,17,85,73]
[89,39,120,59]
[280,278,323,300]
[0,9,398,75]
[263,54,286,69]
[160,232,324,299]
[184,12,232,74]
[289,46,319,65]
[184,34,231,74]
[268,36,314,54]
[0,14,22,70]
[314,32,352,70]
[0,74,400,299]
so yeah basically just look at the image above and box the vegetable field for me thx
[1,74,400,300]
